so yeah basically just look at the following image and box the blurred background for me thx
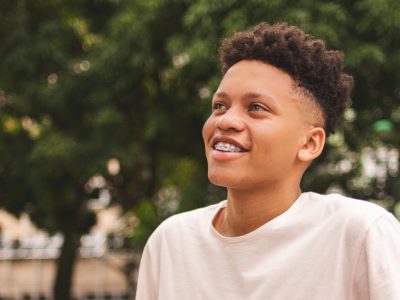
[0,0,399,299]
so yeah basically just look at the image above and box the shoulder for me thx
[146,201,224,247]
[160,201,222,231]
[301,192,400,256]
[304,191,389,223]
[298,192,398,241]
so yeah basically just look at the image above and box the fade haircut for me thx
[219,22,354,136]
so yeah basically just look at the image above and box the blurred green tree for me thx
[0,0,399,299]
[0,1,120,299]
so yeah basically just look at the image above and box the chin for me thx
[208,170,242,188]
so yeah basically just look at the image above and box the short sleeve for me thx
[353,212,400,300]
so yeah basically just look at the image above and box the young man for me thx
[136,23,400,299]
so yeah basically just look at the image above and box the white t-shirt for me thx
[136,192,400,300]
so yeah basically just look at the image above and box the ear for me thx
[298,127,326,162]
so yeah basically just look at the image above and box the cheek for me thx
[255,124,299,158]
[269,126,304,161]
[202,116,214,143]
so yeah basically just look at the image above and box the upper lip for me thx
[210,136,250,151]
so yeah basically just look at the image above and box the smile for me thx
[213,142,246,153]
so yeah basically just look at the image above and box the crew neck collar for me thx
[210,192,309,243]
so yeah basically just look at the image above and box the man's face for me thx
[202,60,314,190]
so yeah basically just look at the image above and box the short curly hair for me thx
[219,22,354,136]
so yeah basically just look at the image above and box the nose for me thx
[215,108,245,132]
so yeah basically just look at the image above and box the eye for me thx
[249,103,267,112]
[212,102,227,111]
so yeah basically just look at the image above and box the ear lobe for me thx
[298,127,326,162]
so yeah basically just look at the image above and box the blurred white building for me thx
[0,207,137,300]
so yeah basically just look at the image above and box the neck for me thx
[214,182,301,237]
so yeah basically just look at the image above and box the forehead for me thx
[217,60,295,98]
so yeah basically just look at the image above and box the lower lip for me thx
[211,149,247,160]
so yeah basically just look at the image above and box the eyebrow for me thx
[213,91,278,106]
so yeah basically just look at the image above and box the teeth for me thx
[214,142,243,152]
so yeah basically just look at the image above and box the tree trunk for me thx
[123,258,137,299]
[53,229,81,300]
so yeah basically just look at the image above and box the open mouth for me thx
[213,142,247,153]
